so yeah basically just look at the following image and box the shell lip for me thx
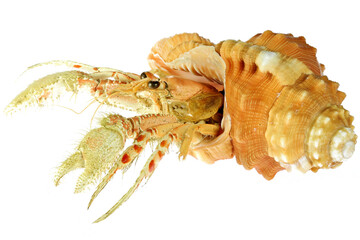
[148,50,225,91]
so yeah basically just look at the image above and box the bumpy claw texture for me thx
[5,71,84,114]
[6,31,357,222]
[54,127,126,193]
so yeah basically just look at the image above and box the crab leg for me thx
[92,124,189,223]
[102,113,178,139]
[88,71,138,82]
[179,123,221,160]
[24,60,140,79]
[87,122,182,208]
[54,114,179,193]
[87,122,222,220]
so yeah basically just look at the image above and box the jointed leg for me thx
[54,114,179,192]
[88,122,183,208]
[84,122,222,222]
[92,124,190,223]
[179,123,221,160]
[102,113,178,139]
[24,60,141,81]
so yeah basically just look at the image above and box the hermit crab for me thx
[5,30,357,222]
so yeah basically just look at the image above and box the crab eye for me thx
[140,72,147,79]
[148,81,160,89]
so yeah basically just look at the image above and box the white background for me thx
[1,0,359,239]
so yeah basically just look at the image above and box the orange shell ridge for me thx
[247,30,323,75]
[216,32,323,179]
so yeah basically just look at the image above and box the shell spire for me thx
[266,74,356,172]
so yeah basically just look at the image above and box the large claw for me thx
[5,67,170,116]
[5,71,93,114]
[54,126,126,193]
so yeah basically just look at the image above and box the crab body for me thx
[5,31,356,222]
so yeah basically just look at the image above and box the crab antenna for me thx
[55,98,99,115]
[89,90,125,128]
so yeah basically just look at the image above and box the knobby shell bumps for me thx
[5,31,356,222]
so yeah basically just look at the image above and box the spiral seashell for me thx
[148,31,356,180]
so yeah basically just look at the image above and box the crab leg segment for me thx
[179,123,221,160]
[87,122,182,209]
[93,124,188,223]
[24,60,141,80]
[103,113,178,139]
[89,71,138,82]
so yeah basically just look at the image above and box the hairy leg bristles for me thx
[92,124,189,223]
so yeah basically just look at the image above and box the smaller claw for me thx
[54,126,125,193]
[54,151,84,186]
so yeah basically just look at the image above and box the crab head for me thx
[106,71,223,122]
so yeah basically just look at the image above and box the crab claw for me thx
[5,71,96,114]
[54,126,125,193]
[4,68,169,116]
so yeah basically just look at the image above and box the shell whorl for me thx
[247,30,323,75]
[266,74,356,172]
[307,106,356,170]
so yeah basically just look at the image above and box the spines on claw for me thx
[54,127,126,193]
[5,71,87,114]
